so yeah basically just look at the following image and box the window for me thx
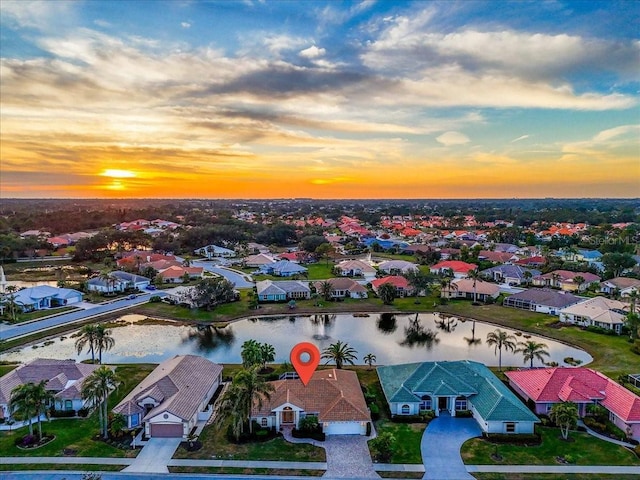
[401,404,410,415]
[420,396,431,411]
[455,397,467,411]
[64,400,73,410]
[131,414,139,427]
[261,418,268,427]
[505,422,516,433]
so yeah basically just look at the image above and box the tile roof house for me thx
[559,296,629,334]
[476,251,519,264]
[157,265,204,283]
[506,367,640,441]
[371,276,413,297]
[503,289,583,315]
[0,359,100,420]
[334,260,377,281]
[532,270,601,292]
[430,261,478,279]
[113,355,222,438]
[260,260,308,277]
[10,285,84,311]
[256,280,311,302]
[377,260,419,275]
[313,278,368,299]
[515,256,546,267]
[378,361,538,434]
[480,265,541,286]
[600,277,640,298]
[252,369,371,435]
[109,271,151,290]
[441,278,500,302]
[243,253,277,268]
[87,276,128,294]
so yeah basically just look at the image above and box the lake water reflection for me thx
[5,312,592,367]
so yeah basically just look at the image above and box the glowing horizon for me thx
[1,1,638,199]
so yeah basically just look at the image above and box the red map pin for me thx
[290,342,321,386]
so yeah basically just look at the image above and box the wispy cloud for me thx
[511,135,531,143]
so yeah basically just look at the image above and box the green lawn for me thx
[15,306,79,323]
[305,263,335,280]
[370,422,425,464]
[461,426,640,466]
[0,363,19,377]
[0,364,155,458]
[173,420,326,462]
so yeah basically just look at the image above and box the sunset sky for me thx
[1,0,639,199]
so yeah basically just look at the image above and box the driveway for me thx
[122,437,182,473]
[191,261,253,288]
[421,415,481,480]
[323,435,379,478]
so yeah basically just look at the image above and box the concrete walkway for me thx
[421,415,482,480]
[121,437,181,473]
[578,420,636,448]
[467,465,640,474]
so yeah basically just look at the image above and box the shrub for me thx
[369,403,380,421]
[299,415,319,433]
[483,433,541,445]
[563,454,575,464]
[77,408,89,418]
[50,409,76,418]
[419,410,436,421]
[370,431,395,462]
[149,295,161,303]
[455,410,473,418]
[292,427,325,441]
[391,414,423,423]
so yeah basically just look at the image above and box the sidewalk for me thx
[577,420,636,448]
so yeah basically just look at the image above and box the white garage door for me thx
[324,422,363,435]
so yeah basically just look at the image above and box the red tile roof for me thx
[506,368,640,422]
[430,260,477,274]
[371,275,409,289]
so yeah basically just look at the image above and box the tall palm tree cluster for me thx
[217,366,274,441]
[321,340,358,369]
[75,324,115,364]
[81,366,120,439]
[9,381,53,440]
[486,328,549,370]
[240,340,276,370]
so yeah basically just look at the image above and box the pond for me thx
[4,312,592,368]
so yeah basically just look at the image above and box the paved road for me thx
[0,292,166,341]
[191,261,254,288]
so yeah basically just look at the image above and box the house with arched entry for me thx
[377,360,538,434]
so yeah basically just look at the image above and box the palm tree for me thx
[10,383,37,436]
[318,280,334,301]
[377,282,396,305]
[259,342,276,370]
[30,380,54,439]
[3,285,23,322]
[402,270,433,300]
[573,275,585,291]
[94,325,115,364]
[549,402,578,440]
[626,312,640,342]
[440,276,457,301]
[515,340,550,368]
[321,340,358,369]
[218,366,274,438]
[523,270,533,286]
[550,272,562,289]
[485,329,517,371]
[363,353,377,370]
[241,339,262,368]
[468,268,480,303]
[81,366,119,439]
[75,324,98,363]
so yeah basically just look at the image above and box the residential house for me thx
[600,277,640,298]
[194,244,237,259]
[503,289,583,315]
[533,270,601,292]
[256,280,311,302]
[243,253,277,268]
[476,251,519,264]
[10,285,83,311]
[261,260,308,277]
[109,271,151,290]
[441,279,500,302]
[251,369,371,435]
[371,276,413,297]
[559,296,629,334]
[0,359,100,420]
[491,243,520,254]
[113,355,222,438]
[313,278,368,299]
[157,265,204,283]
[378,361,538,434]
[480,265,541,286]
[506,367,640,441]
[515,256,546,267]
[87,276,127,294]
[377,260,419,275]
[164,286,197,307]
[334,260,377,281]
[430,260,477,279]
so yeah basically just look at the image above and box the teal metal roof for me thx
[377,360,538,423]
